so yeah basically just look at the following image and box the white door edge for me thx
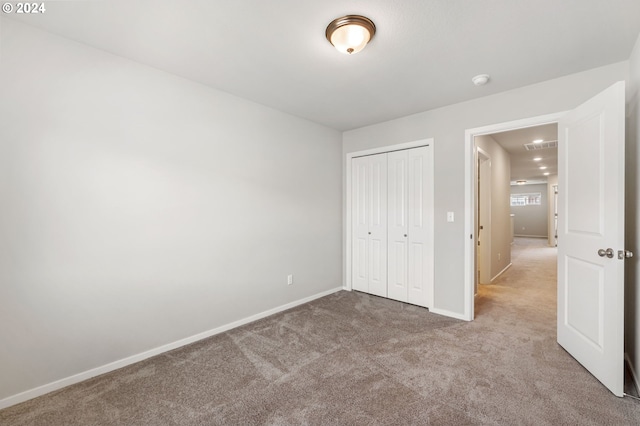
[477,147,492,286]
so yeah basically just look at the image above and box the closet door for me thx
[352,156,369,293]
[386,146,432,308]
[351,154,388,297]
[407,146,432,308]
[367,154,388,297]
[387,150,409,302]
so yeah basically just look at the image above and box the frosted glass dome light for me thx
[326,15,376,55]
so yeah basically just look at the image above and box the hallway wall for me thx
[475,135,512,281]
[511,183,549,238]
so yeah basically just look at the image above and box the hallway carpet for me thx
[2,238,640,424]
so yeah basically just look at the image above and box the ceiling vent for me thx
[523,140,558,151]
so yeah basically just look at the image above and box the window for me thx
[511,193,541,206]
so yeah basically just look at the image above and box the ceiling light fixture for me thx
[516,180,527,185]
[326,15,376,55]
[533,139,544,144]
[544,172,550,176]
[540,166,547,170]
[472,74,490,86]
[533,157,542,161]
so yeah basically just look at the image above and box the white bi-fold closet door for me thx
[351,145,433,308]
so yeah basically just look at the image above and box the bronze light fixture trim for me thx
[326,15,376,55]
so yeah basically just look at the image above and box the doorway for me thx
[464,82,628,399]
[464,112,564,321]
[474,122,559,310]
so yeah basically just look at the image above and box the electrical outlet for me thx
[287,274,293,285]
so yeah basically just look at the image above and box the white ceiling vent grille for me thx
[523,140,558,151]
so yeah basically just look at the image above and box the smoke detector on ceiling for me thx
[472,74,490,86]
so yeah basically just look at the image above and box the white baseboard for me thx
[625,353,640,396]
[491,263,513,283]
[344,286,465,322]
[429,307,469,321]
[0,286,343,410]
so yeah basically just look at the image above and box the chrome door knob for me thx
[598,248,614,258]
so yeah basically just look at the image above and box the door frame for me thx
[463,112,565,321]
[345,138,434,297]
[477,147,492,287]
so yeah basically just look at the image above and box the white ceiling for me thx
[5,0,640,130]
[489,124,558,183]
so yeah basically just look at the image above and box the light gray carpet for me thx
[2,237,640,425]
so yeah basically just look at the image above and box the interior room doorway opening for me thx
[465,81,627,398]
[472,121,559,307]
[464,112,564,322]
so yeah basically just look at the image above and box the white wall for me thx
[475,135,512,281]
[0,19,342,403]
[511,183,549,238]
[626,32,640,391]
[344,61,629,316]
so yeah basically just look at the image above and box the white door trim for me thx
[477,147,492,287]
[463,113,566,321]
[345,139,434,298]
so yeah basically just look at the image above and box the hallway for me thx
[476,237,557,319]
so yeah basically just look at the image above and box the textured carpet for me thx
[2,237,640,425]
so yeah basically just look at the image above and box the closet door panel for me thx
[351,145,431,307]
[367,154,388,297]
[407,146,433,308]
[387,150,408,302]
[351,156,369,292]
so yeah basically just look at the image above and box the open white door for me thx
[557,81,626,396]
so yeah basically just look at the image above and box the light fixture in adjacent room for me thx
[516,180,527,185]
[326,15,376,54]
